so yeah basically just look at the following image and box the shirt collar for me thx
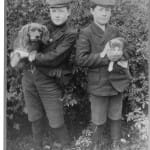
[94,21,106,32]
[49,21,68,42]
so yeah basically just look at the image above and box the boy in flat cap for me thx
[21,0,77,149]
[76,0,132,150]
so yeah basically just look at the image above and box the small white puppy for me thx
[100,37,128,72]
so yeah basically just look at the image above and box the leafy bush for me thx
[7,0,148,143]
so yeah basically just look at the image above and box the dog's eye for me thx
[30,28,36,32]
[30,28,42,33]
[38,29,42,33]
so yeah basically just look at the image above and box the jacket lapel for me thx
[91,23,104,38]
[50,24,67,42]
[91,23,117,45]
[102,25,116,43]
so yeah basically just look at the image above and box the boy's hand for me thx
[100,42,110,58]
[28,51,37,62]
[14,49,29,58]
[10,52,21,67]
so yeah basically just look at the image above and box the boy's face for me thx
[50,7,70,26]
[90,5,112,25]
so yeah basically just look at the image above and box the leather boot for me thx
[91,124,104,150]
[52,124,71,149]
[110,119,121,150]
[110,140,121,150]
[32,118,44,149]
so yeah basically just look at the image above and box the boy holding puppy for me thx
[76,0,132,149]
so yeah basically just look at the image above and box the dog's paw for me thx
[28,50,37,62]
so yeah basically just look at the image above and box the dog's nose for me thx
[35,35,40,39]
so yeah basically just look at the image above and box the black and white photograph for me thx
[5,0,150,150]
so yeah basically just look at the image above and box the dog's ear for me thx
[13,24,30,50]
[41,25,49,44]
[117,37,126,44]
[116,37,126,49]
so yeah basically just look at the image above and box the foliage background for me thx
[6,0,149,149]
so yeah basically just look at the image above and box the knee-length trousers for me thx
[22,69,64,128]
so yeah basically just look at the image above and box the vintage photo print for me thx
[6,0,149,150]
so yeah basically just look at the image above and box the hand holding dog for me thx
[100,42,110,58]
[10,52,21,67]
[100,41,122,60]
[28,50,37,62]
[99,41,122,63]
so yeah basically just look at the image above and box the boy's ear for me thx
[67,8,71,16]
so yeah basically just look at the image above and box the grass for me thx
[6,119,148,150]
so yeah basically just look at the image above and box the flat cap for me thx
[90,0,116,6]
[46,0,72,7]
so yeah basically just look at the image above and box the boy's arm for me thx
[76,30,109,68]
[35,32,76,67]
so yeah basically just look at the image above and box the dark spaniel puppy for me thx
[10,23,49,67]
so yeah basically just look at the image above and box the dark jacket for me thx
[35,21,77,85]
[76,23,132,96]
